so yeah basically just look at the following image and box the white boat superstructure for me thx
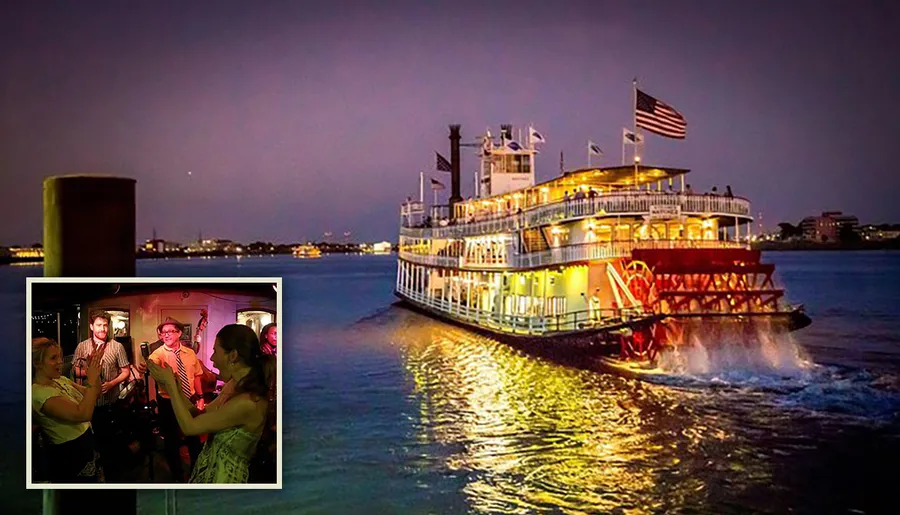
[395,124,808,360]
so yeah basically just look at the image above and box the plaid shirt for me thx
[73,337,130,406]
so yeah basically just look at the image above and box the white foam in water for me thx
[637,321,900,420]
[654,319,815,384]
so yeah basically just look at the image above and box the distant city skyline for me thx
[141,231,383,245]
[2,1,899,244]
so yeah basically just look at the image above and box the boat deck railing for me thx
[399,239,748,270]
[401,192,751,239]
[398,286,655,336]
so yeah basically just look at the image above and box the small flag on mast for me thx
[506,141,523,151]
[529,126,545,144]
[482,134,493,155]
[430,177,445,190]
[588,141,604,156]
[623,127,644,144]
[635,89,687,139]
[435,152,452,172]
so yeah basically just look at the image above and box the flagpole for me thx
[621,129,625,166]
[587,141,591,168]
[419,171,424,203]
[633,78,638,190]
[474,169,478,199]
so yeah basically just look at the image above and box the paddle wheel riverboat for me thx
[395,123,810,365]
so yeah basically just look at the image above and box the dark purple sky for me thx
[2,0,899,244]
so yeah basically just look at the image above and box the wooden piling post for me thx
[41,175,137,514]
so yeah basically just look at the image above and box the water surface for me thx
[1,251,898,514]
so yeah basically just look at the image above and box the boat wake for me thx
[612,320,900,421]
[654,319,814,382]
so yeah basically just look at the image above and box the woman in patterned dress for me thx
[147,324,273,483]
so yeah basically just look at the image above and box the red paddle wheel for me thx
[610,259,663,361]
[622,260,657,307]
[614,247,801,362]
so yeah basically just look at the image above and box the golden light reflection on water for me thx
[385,310,774,514]
[8,260,42,267]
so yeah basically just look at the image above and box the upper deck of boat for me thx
[401,164,752,240]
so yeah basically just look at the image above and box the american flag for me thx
[435,152,452,172]
[430,177,445,190]
[635,89,687,139]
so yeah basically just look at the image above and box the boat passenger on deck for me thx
[590,288,601,322]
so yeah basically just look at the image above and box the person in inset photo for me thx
[147,316,205,482]
[259,322,277,356]
[31,337,105,483]
[147,323,274,483]
[71,310,131,478]
[252,322,278,483]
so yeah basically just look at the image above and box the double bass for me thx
[190,309,220,397]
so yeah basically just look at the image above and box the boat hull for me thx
[394,289,811,372]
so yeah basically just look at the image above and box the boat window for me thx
[237,309,275,336]
[106,309,131,339]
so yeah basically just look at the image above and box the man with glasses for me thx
[73,310,132,479]
[147,317,205,482]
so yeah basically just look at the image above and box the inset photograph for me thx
[27,278,281,488]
